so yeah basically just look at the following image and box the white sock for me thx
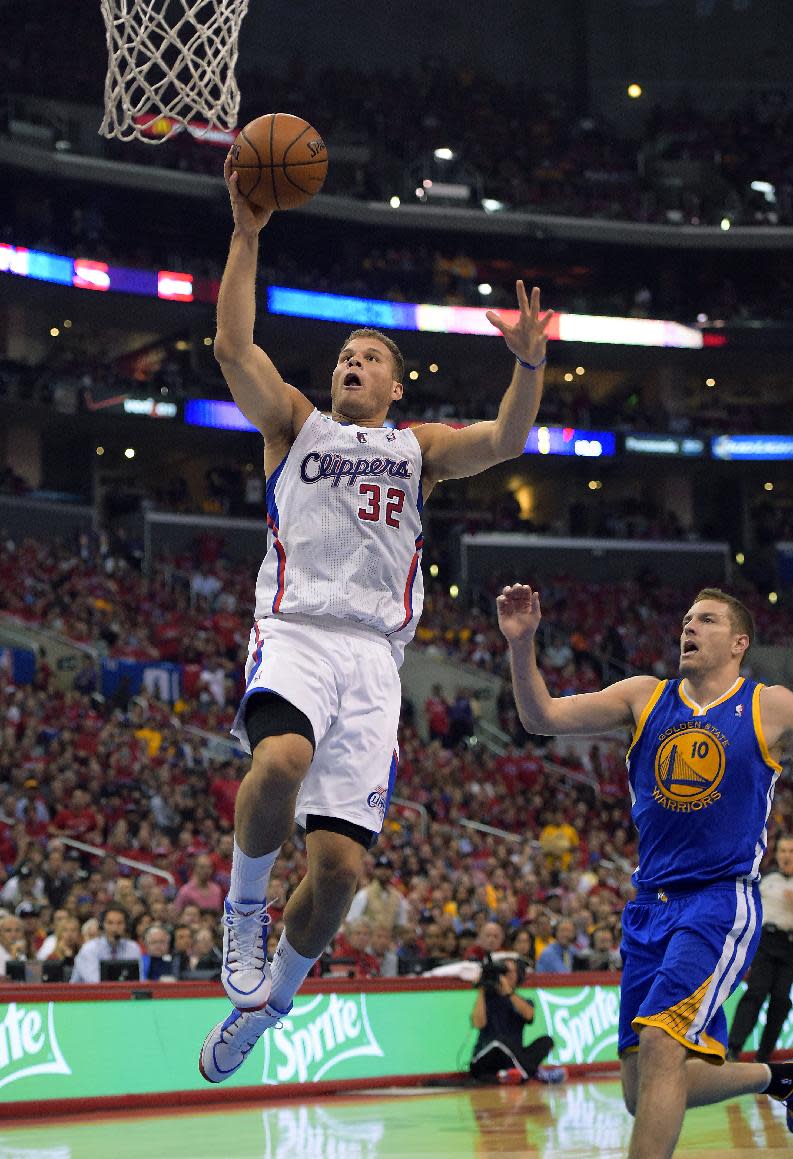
[268,933,318,1010]
[228,839,280,903]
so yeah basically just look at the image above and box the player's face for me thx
[331,338,403,421]
[679,599,746,675]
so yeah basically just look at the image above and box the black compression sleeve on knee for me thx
[244,691,315,753]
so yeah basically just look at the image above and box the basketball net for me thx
[99,0,250,143]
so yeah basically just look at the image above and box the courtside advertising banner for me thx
[0,983,785,1103]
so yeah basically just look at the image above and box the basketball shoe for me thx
[497,1067,525,1085]
[221,897,272,1009]
[536,1065,567,1084]
[766,1061,793,1132]
[199,1002,292,1084]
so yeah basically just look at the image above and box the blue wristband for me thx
[516,354,546,371]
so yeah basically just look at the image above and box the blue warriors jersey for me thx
[626,677,781,891]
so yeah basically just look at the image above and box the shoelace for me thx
[222,1014,268,1054]
[224,905,270,974]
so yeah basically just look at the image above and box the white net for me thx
[99,0,250,142]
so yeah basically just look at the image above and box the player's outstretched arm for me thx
[416,282,552,487]
[214,153,312,443]
[497,584,658,737]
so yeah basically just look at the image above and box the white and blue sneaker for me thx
[221,897,272,1009]
[536,1065,567,1084]
[199,1002,292,1084]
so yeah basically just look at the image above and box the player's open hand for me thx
[486,282,553,368]
[496,583,542,643]
[224,152,273,235]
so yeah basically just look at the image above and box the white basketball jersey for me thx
[255,409,425,664]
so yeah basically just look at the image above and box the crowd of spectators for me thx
[416,575,793,690]
[2,670,791,987]
[0,667,665,987]
[1,530,792,723]
[1,524,792,990]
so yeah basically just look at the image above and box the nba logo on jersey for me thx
[357,431,367,443]
[735,704,743,717]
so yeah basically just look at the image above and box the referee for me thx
[728,835,793,1062]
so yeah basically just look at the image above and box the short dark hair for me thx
[341,328,405,384]
[692,588,755,647]
[102,904,129,928]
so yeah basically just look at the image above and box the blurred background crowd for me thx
[1,528,791,986]
[1,0,793,997]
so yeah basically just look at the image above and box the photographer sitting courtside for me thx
[469,956,566,1084]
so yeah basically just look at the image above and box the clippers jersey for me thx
[626,677,781,891]
[255,409,424,664]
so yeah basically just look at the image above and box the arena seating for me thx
[1,531,791,979]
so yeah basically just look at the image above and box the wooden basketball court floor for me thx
[2,1078,790,1158]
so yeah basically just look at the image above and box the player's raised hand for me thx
[496,584,542,643]
[486,282,554,368]
[224,152,273,235]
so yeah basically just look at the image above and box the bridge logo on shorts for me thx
[0,1002,71,1089]
[653,725,727,811]
[260,993,384,1085]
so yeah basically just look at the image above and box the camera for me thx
[478,956,508,992]
[476,954,529,992]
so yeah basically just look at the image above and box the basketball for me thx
[230,112,328,211]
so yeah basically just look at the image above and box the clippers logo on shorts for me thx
[367,786,388,819]
[652,723,728,811]
[300,451,412,488]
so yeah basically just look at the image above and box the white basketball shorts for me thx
[231,614,401,834]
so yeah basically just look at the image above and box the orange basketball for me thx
[230,113,328,211]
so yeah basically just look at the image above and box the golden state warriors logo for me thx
[653,727,726,811]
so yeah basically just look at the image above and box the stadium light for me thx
[720,218,731,231]
[434,147,455,161]
[627,83,642,99]
[477,283,492,296]
[124,448,135,459]
[735,553,745,565]
[481,198,505,212]
[389,195,401,208]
